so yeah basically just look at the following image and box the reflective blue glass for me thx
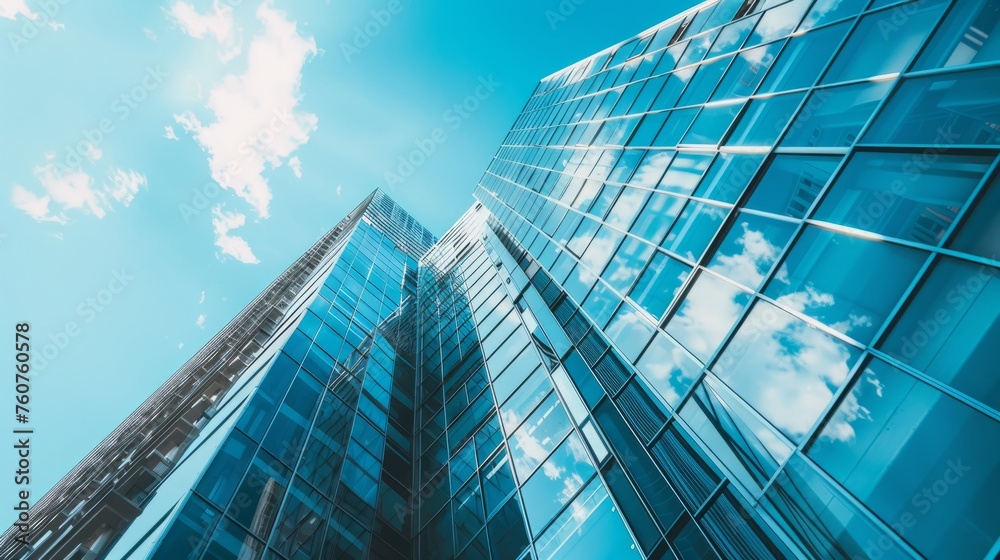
[880,256,1000,410]
[521,433,596,535]
[814,151,993,244]
[765,226,928,342]
[782,80,893,147]
[808,358,1000,559]
[746,154,841,219]
[714,300,863,441]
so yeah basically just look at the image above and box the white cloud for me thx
[105,168,147,206]
[167,0,242,62]
[173,4,317,218]
[164,125,179,140]
[11,161,146,224]
[84,142,103,162]
[288,155,302,178]
[143,26,158,41]
[178,342,185,349]
[336,184,342,196]
[11,184,64,225]
[195,314,206,328]
[0,0,37,21]
[211,205,259,264]
[47,21,63,31]
[198,290,205,304]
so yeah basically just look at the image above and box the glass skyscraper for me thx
[4,0,999,558]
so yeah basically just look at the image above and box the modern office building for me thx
[4,0,999,558]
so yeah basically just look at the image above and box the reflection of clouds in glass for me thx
[819,369,881,444]
[711,222,782,288]
[716,303,857,440]
[631,152,672,188]
[508,411,552,478]
[606,188,645,229]
[772,278,873,337]
[668,274,749,362]
[636,334,701,407]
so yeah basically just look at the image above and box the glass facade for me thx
[6,1,1000,559]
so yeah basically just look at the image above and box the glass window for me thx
[914,0,1000,70]
[765,226,927,342]
[822,0,947,84]
[487,497,529,559]
[711,42,783,101]
[151,496,220,560]
[522,433,597,535]
[654,107,699,146]
[636,331,703,408]
[630,251,691,319]
[950,176,1000,260]
[453,477,485,552]
[707,212,795,290]
[662,200,730,263]
[782,80,893,147]
[746,0,811,46]
[535,479,642,560]
[228,451,290,534]
[628,149,672,188]
[759,21,851,93]
[880,256,1000,410]
[808,358,1000,559]
[713,300,863,442]
[680,375,792,492]
[678,55,735,107]
[603,460,660,555]
[693,153,765,204]
[709,15,759,58]
[480,451,515,516]
[671,515,720,560]
[659,152,713,196]
[682,101,744,145]
[746,154,842,219]
[727,92,805,146]
[798,0,869,30]
[814,151,993,245]
[602,235,656,293]
[605,301,657,362]
[498,366,550,434]
[763,454,913,560]
[667,272,752,363]
[508,392,572,482]
[863,67,1000,145]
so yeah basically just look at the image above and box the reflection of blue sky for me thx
[522,433,596,535]
[508,392,572,482]
[708,213,794,290]
[667,272,752,363]
[659,152,713,195]
[535,478,641,560]
[714,300,861,441]
[636,332,702,407]
[766,227,927,342]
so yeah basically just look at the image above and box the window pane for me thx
[694,153,766,204]
[949,176,1000,260]
[747,0,811,46]
[636,331,703,408]
[813,151,993,245]
[605,301,657,362]
[662,201,730,262]
[508,392,572,482]
[759,21,851,93]
[659,151,713,196]
[707,212,796,290]
[522,433,596,535]
[726,92,805,146]
[863,67,1000,145]
[630,251,691,319]
[880,256,1000,410]
[822,0,947,83]
[782,80,893,147]
[808,358,1000,559]
[765,226,927,342]
[713,300,863,442]
[746,154,841,219]
[798,0,869,31]
[679,375,792,492]
[536,479,642,560]
[682,101,744,145]
[763,454,912,560]
[914,0,1000,70]
[667,272,752,363]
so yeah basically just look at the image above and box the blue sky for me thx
[0,0,700,521]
